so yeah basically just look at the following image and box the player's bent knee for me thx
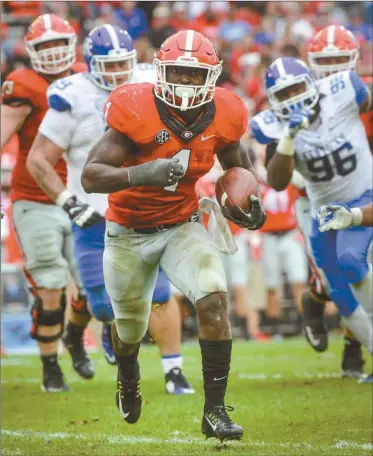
[36,288,64,310]
[115,317,148,345]
[338,250,367,283]
[197,266,227,296]
[196,292,228,325]
[30,293,67,342]
[86,286,114,322]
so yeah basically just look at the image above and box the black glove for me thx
[221,195,266,230]
[61,195,102,229]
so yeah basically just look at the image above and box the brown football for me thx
[215,167,260,213]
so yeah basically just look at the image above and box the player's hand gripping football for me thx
[221,195,266,230]
[127,157,184,187]
[318,203,361,231]
[286,109,313,138]
[61,195,102,229]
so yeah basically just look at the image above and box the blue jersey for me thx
[251,71,372,216]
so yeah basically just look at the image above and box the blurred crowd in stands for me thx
[2,1,372,120]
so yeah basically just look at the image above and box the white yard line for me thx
[1,371,346,385]
[2,429,372,452]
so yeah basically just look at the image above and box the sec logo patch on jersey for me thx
[155,129,170,144]
[2,81,14,96]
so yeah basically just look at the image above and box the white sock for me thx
[351,264,373,320]
[342,305,373,355]
[161,354,182,374]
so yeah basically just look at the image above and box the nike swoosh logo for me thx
[205,415,217,432]
[305,326,320,346]
[201,135,216,142]
[118,392,130,419]
[213,376,227,381]
[107,232,119,238]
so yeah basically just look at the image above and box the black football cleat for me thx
[165,368,195,395]
[62,324,95,380]
[116,364,142,424]
[42,362,70,393]
[341,338,365,379]
[302,292,328,352]
[202,405,243,442]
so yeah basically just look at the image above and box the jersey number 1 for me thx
[164,149,191,192]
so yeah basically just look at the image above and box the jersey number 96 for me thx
[307,142,357,182]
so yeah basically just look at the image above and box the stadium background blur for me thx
[1,0,372,353]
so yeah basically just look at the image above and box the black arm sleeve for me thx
[264,142,278,168]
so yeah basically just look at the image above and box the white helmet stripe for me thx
[103,24,120,52]
[184,29,194,57]
[276,58,286,77]
[43,14,52,32]
[327,25,336,46]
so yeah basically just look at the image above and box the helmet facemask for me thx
[268,74,319,119]
[89,49,137,91]
[154,57,222,111]
[309,49,359,79]
[26,35,76,75]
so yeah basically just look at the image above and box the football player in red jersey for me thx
[299,25,372,378]
[1,14,94,392]
[82,30,265,440]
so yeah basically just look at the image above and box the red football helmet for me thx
[25,14,76,75]
[153,30,222,111]
[308,25,359,79]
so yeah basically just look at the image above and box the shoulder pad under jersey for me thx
[317,70,368,110]
[105,83,155,140]
[251,109,284,144]
[47,73,89,112]
[213,88,248,143]
[2,68,47,105]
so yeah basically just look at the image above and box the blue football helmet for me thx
[84,24,137,91]
[265,57,319,119]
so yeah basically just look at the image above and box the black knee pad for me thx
[71,293,91,316]
[30,293,66,343]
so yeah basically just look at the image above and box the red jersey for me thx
[260,183,298,233]
[105,84,248,228]
[2,63,86,204]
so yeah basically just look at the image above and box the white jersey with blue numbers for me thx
[251,71,372,217]
[38,64,157,215]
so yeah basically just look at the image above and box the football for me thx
[215,167,260,213]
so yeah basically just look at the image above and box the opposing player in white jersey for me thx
[250,57,373,381]
[27,24,194,394]
[294,25,370,378]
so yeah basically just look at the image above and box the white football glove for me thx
[318,204,362,232]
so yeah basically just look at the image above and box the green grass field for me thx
[2,337,372,456]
